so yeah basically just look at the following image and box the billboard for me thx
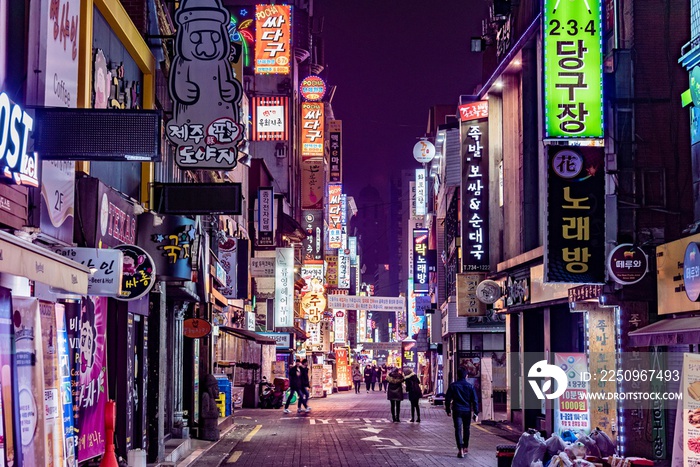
[254,4,291,74]
[543,0,603,138]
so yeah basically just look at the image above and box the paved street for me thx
[181,389,516,466]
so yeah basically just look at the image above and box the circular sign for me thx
[413,140,436,163]
[476,280,502,304]
[551,148,584,179]
[607,243,648,285]
[300,75,326,101]
[301,292,326,319]
[113,244,156,301]
[685,242,700,301]
[183,318,212,338]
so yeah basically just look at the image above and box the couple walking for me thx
[386,367,422,423]
[283,359,311,414]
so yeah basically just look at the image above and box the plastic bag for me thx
[561,430,577,443]
[590,428,616,457]
[545,434,567,456]
[576,433,601,458]
[513,432,547,467]
[549,452,573,467]
[284,389,297,404]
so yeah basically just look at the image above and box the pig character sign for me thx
[168,0,244,170]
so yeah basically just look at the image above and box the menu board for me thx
[311,364,325,398]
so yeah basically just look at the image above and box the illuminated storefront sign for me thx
[252,96,288,141]
[302,210,323,262]
[168,0,244,169]
[274,247,294,327]
[458,101,488,122]
[329,120,342,182]
[0,92,39,187]
[334,310,346,343]
[325,255,339,288]
[461,107,489,271]
[254,4,291,74]
[257,187,274,246]
[415,168,426,216]
[301,102,324,157]
[338,252,350,289]
[349,237,358,266]
[44,0,80,107]
[543,0,603,138]
[301,291,326,324]
[553,353,590,435]
[300,263,324,293]
[413,229,429,294]
[328,184,343,249]
[545,146,605,283]
[300,75,326,101]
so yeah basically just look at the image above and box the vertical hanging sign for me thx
[301,102,324,157]
[546,146,606,283]
[254,4,291,74]
[461,103,490,272]
[413,229,429,294]
[274,248,294,327]
[415,168,426,216]
[543,0,603,138]
[257,187,274,246]
[328,185,343,249]
[329,120,342,182]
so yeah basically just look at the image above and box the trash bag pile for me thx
[511,428,627,467]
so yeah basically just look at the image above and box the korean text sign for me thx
[329,120,342,182]
[301,102,324,157]
[413,229,429,294]
[258,187,274,246]
[275,248,294,327]
[328,184,343,249]
[254,4,291,74]
[543,0,603,138]
[546,146,605,283]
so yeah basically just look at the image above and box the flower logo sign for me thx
[168,0,244,170]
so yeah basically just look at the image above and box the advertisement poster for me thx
[311,364,325,398]
[77,297,107,462]
[0,289,21,467]
[683,352,700,467]
[322,365,333,395]
[56,303,76,467]
[553,353,590,435]
[13,297,46,466]
[40,301,65,467]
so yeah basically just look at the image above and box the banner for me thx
[13,297,46,466]
[546,146,606,283]
[327,295,405,312]
[40,301,65,467]
[77,296,108,462]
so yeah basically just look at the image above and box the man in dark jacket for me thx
[445,366,480,457]
[283,359,302,414]
[297,359,311,413]
[363,364,373,393]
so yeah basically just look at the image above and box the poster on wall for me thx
[76,296,108,462]
[40,301,65,467]
[553,353,590,435]
[13,297,46,465]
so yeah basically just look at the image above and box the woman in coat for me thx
[403,368,422,422]
[380,364,389,392]
[352,364,363,394]
[386,368,404,422]
[363,364,373,393]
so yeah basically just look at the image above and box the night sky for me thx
[314,0,490,203]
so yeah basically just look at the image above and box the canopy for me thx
[628,316,700,347]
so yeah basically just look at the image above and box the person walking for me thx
[371,364,380,391]
[386,367,404,422]
[445,366,480,458]
[363,364,373,393]
[352,364,362,394]
[380,364,388,392]
[297,359,311,413]
[283,359,303,414]
[403,367,422,423]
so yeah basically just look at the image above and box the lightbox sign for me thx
[168,0,244,169]
[415,168,426,216]
[329,120,342,182]
[274,247,294,327]
[300,75,326,101]
[413,229,429,294]
[302,210,323,262]
[338,252,350,289]
[255,4,291,74]
[458,101,489,122]
[0,92,38,187]
[461,108,490,271]
[543,0,604,138]
[301,102,324,157]
[257,187,274,246]
[328,184,343,249]
[546,146,605,283]
[252,96,288,141]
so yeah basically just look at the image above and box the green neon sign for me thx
[544,0,603,138]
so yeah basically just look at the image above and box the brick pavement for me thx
[184,388,516,467]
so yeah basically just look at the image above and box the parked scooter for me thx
[259,377,289,409]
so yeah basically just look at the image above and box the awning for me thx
[218,326,277,345]
[277,325,308,342]
[628,317,700,346]
[279,212,306,242]
[0,230,89,294]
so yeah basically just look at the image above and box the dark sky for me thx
[313,0,490,202]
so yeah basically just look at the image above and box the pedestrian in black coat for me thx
[445,366,480,457]
[403,368,422,422]
[386,368,404,422]
[363,364,373,393]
